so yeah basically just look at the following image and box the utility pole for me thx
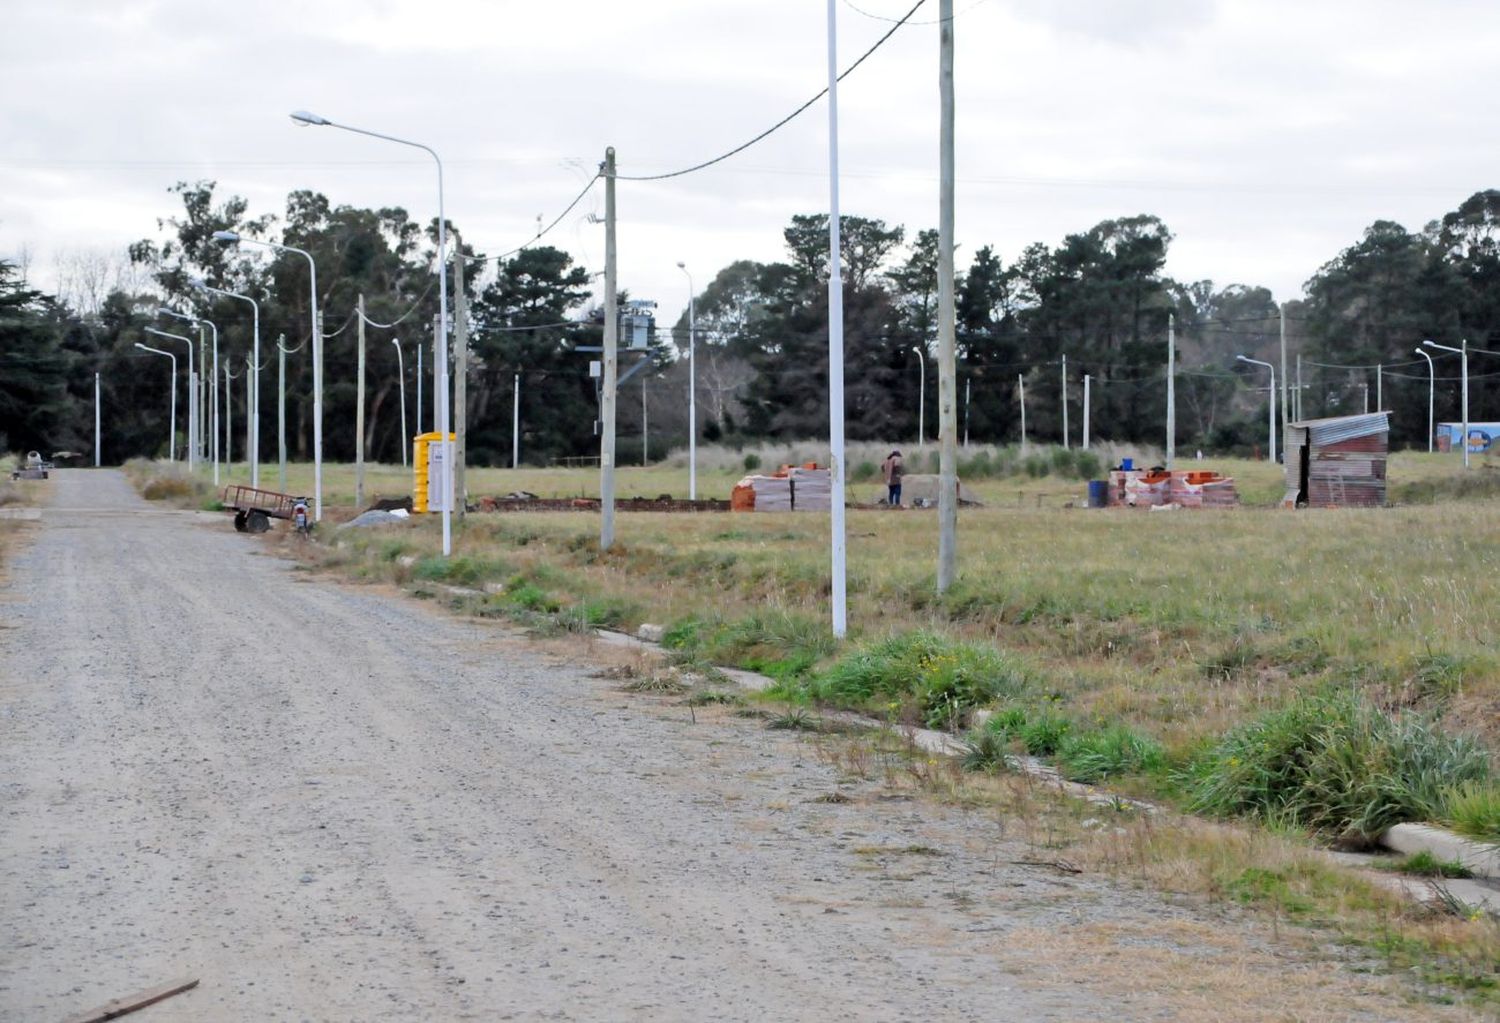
[642,376,649,465]
[223,362,234,468]
[1060,353,1069,449]
[454,244,468,520]
[935,0,958,594]
[1083,374,1091,450]
[600,146,619,550]
[276,334,288,491]
[963,377,970,449]
[1018,374,1027,453]
[356,293,367,508]
[94,372,101,467]
[825,0,849,636]
[1166,312,1176,469]
[1279,304,1289,433]
[417,331,424,436]
[1376,363,1383,411]
[1296,353,1303,421]
[244,353,253,478]
[512,373,521,468]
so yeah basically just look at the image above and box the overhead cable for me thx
[615,0,928,182]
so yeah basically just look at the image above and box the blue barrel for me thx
[1121,457,1134,471]
[1087,480,1109,509]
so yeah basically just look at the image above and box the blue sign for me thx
[1437,422,1499,453]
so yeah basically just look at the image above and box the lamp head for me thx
[212,230,240,243]
[289,110,330,127]
[1422,339,1436,349]
[189,277,207,291]
[676,261,686,269]
[134,342,147,350]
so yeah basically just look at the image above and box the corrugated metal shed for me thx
[1283,412,1390,509]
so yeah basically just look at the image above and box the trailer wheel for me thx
[246,510,271,533]
[233,511,249,532]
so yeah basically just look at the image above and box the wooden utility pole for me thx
[1060,353,1069,449]
[454,243,468,519]
[356,293,366,508]
[936,0,958,594]
[600,146,618,550]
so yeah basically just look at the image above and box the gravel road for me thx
[0,471,1465,1021]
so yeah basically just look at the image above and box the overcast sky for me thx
[3,0,1498,324]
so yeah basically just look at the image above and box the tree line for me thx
[4,181,1497,467]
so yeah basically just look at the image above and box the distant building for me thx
[1283,412,1390,508]
[1435,422,1500,454]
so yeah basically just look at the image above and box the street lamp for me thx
[1415,347,1435,453]
[911,346,926,449]
[193,278,261,487]
[676,261,697,501]
[1423,339,1469,468]
[134,343,177,461]
[214,230,323,517]
[160,306,219,482]
[144,327,195,471]
[291,109,451,554]
[1236,355,1277,464]
[392,338,408,467]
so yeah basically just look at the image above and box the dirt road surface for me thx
[0,471,1463,1021]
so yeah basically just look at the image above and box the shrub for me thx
[1073,451,1102,479]
[808,630,1029,728]
[985,705,1029,739]
[1058,725,1165,783]
[961,729,1011,773]
[1443,779,1500,843]
[1019,710,1071,756]
[1049,447,1076,475]
[1393,851,1473,879]
[743,453,762,472]
[1184,694,1492,842]
[851,460,877,482]
[1023,454,1050,478]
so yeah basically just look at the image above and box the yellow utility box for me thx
[412,431,456,513]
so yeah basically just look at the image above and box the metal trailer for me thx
[221,484,307,533]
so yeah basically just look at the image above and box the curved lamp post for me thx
[160,306,217,480]
[144,326,195,471]
[1423,339,1469,468]
[1415,347,1434,453]
[214,230,322,518]
[290,109,451,554]
[911,346,926,449]
[392,338,408,467]
[1236,355,1277,464]
[193,278,261,486]
[134,343,177,461]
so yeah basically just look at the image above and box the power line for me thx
[616,0,928,182]
[465,174,602,265]
[843,0,989,24]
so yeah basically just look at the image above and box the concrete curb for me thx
[596,625,1152,813]
[1380,822,1500,879]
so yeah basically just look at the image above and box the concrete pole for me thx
[223,362,233,468]
[600,146,619,550]
[512,373,520,468]
[1377,363,1383,411]
[963,376,970,449]
[454,246,468,519]
[1461,339,1470,469]
[94,372,100,467]
[277,337,287,491]
[1166,312,1176,469]
[1279,303,1288,433]
[356,293,366,508]
[1083,374,1091,450]
[417,339,424,436]
[825,0,849,636]
[642,375,649,465]
[935,0,958,595]
[244,353,252,478]
[1060,353,1069,449]
[1296,352,1303,421]
[1018,374,1026,453]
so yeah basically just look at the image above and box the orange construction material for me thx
[730,484,756,511]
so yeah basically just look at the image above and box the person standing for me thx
[881,449,905,508]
